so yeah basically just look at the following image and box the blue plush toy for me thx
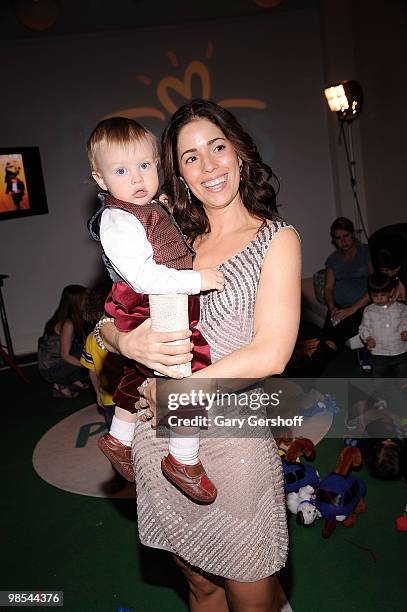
[280,438,320,494]
[315,446,366,538]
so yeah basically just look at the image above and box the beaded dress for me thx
[132,221,290,581]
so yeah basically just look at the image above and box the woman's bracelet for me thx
[94,317,114,351]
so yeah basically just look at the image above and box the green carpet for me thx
[2,359,406,611]
[3,365,188,612]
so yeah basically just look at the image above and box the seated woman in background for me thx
[38,284,88,398]
[307,217,372,376]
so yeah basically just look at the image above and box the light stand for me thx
[338,120,368,241]
[0,274,29,383]
[324,80,368,240]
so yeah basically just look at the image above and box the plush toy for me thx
[279,438,320,494]
[286,485,321,526]
[315,446,366,539]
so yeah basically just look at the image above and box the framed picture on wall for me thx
[0,147,48,221]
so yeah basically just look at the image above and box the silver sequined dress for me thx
[132,221,290,581]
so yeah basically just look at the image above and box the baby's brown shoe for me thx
[161,453,217,503]
[98,433,134,482]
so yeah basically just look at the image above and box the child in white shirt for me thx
[359,272,407,377]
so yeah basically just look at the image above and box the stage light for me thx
[324,80,363,122]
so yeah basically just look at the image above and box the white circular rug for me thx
[33,403,136,499]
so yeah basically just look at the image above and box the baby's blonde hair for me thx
[87,116,158,172]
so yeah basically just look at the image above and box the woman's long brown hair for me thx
[161,99,280,244]
[44,285,86,340]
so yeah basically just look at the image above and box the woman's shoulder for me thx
[253,218,299,260]
[325,249,340,269]
[262,217,299,241]
[356,242,370,259]
[61,318,74,332]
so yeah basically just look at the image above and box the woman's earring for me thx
[180,176,192,204]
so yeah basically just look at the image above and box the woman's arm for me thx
[332,259,373,320]
[350,292,371,312]
[60,319,82,367]
[100,317,193,378]
[349,259,373,312]
[188,227,301,380]
[324,268,337,314]
[332,292,371,322]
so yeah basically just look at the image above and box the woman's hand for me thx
[117,318,193,378]
[390,280,406,303]
[137,378,157,428]
[332,306,355,322]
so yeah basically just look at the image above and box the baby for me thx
[87,117,223,503]
[359,272,407,377]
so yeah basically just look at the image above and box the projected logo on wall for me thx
[32,404,135,499]
[108,43,267,120]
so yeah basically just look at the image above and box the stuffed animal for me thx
[286,485,321,526]
[315,446,366,539]
[279,438,320,494]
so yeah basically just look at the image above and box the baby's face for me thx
[93,138,159,205]
[371,291,390,306]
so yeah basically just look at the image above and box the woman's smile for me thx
[201,173,228,191]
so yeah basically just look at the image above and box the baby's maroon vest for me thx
[104,194,194,270]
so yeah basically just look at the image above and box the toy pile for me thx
[279,438,367,539]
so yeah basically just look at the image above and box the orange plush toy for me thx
[285,438,316,463]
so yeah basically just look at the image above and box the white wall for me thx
[320,0,407,236]
[0,9,337,354]
[353,0,407,232]
[319,0,369,235]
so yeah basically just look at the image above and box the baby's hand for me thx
[366,336,376,349]
[400,330,407,341]
[199,268,225,292]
